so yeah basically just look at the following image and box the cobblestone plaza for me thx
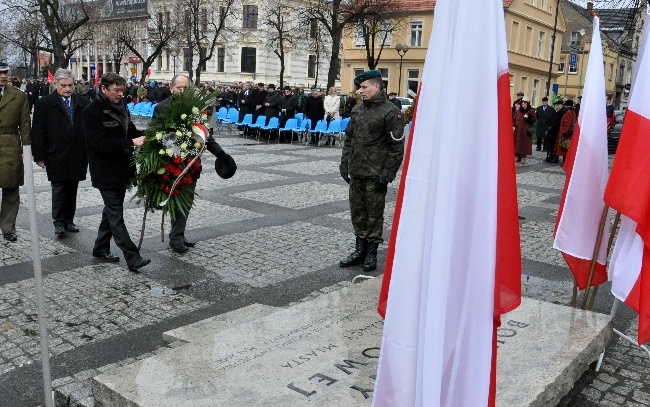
[0,132,648,406]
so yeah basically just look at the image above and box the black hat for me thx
[554,99,564,105]
[516,91,524,97]
[0,62,9,72]
[354,70,382,89]
[267,84,276,89]
[542,96,548,102]
[564,99,574,107]
[283,86,291,91]
[388,92,397,96]
[257,82,265,87]
[215,153,237,179]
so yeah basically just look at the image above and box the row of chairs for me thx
[231,113,349,146]
[127,102,158,117]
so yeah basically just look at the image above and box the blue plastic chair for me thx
[278,118,298,144]
[248,115,267,138]
[340,118,351,144]
[297,119,312,145]
[320,120,341,146]
[308,120,328,145]
[132,103,143,116]
[259,117,280,142]
[222,109,239,133]
[294,113,304,128]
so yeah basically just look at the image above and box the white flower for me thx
[156,134,163,141]
[181,152,187,159]
[180,113,188,120]
[166,148,173,156]
[201,114,208,121]
[175,130,182,137]
[191,106,200,114]
[180,143,188,150]
[194,142,200,148]
[159,149,165,155]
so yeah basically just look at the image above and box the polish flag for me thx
[553,17,610,290]
[372,0,521,405]
[605,7,650,345]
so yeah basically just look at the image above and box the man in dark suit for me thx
[153,74,234,254]
[0,62,31,242]
[83,73,150,272]
[534,96,554,151]
[250,82,267,121]
[262,84,281,125]
[32,68,91,236]
[25,78,39,111]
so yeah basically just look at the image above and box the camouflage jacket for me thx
[340,92,404,181]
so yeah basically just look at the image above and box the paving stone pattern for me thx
[4,137,648,407]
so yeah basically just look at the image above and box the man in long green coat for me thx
[0,63,32,241]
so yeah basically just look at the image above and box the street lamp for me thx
[395,44,409,96]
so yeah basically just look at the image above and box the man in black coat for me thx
[250,82,267,121]
[83,73,150,272]
[534,96,554,151]
[153,74,234,254]
[279,86,297,127]
[303,87,325,131]
[25,78,39,111]
[32,69,90,237]
[545,99,565,163]
[262,84,281,125]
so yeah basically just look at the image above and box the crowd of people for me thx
[512,91,618,166]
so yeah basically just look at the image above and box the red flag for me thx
[94,68,100,87]
[372,0,520,404]
[553,17,610,290]
[604,8,650,344]
[47,70,54,83]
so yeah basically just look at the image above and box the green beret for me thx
[354,70,382,89]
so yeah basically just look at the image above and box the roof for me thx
[595,8,637,30]
[396,0,528,12]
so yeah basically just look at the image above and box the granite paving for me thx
[0,134,646,407]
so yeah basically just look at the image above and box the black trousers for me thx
[169,182,196,247]
[51,180,79,227]
[94,189,142,267]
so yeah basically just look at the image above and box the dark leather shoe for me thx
[3,233,17,242]
[129,258,151,272]
[55,226,66,236]
[93,252,120,262]
[65,223,80,232]
[183,239,195,247]
[170,244,188,253]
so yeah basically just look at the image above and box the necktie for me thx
[64,98,73,124]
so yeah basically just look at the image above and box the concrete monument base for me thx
[93,278,611,406]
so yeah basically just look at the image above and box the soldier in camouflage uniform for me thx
[339,70,405,272]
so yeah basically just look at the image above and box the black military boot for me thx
[363,242,379,272]
[340,237,368,267]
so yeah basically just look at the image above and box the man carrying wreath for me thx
[153,74,236,254]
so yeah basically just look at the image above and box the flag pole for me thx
[22,146,54,407]
[571,283,578,308]
[587,211,621,310]
[581,205,610,309]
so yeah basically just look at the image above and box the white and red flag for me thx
[372,0,521,405]
[553,17,610,290]
[605,7,650,345]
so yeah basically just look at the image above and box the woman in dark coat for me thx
[554,100,577,160]
[513,97,536,164]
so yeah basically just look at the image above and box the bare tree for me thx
[182,0,236,85]
[349,4,407,70]
[263,1,297,88]
[106,23,131,76]
[118,6,179,84]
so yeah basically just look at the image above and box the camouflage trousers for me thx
[348,176,387,244]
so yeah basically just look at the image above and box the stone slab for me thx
[161,303,280,344]
[93,278,611,407]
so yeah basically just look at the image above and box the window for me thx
[570,32,579,46]
[532,79,539,106]
[166,52,170,70]
[200,9,208,31]
[525,26,533,55]
[217,47,225,72]
[407,69,419,95]
[241,47,256,73]
[537,31,545,58]
[308,55,317,78]
[510,21,520,51]
[558,57,565,73]
[310,18,318,39]
[353,68,364,78]
[157,12,163,28]
[520,76,528,96]
[243,5,258,29]
[355,24,365,46]
[157,55,162,70]
[199,47,206,72]
[410,20,422,47]
[609,63,614,80]
[541,0,546,9]
[183,48,191,72]
[380,21,391,46]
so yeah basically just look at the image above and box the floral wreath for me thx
[132,88,216,242]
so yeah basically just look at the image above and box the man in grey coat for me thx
[0,62,31,242]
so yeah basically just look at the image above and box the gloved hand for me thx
[216,151,228,161]
[340,172,350,184]
[376,177,388,192]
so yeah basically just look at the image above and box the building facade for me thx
[68,0,334,88]
[340,0,567,106]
